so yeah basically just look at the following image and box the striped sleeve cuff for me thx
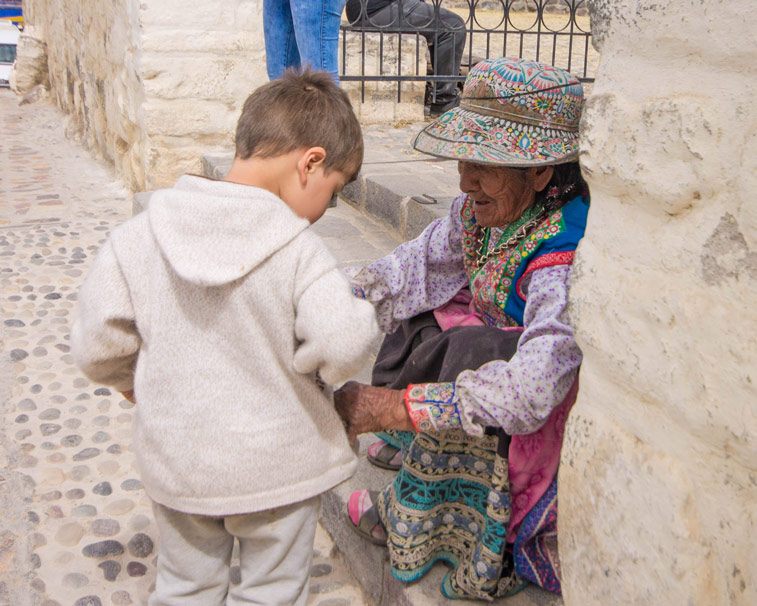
[404,382,463,432]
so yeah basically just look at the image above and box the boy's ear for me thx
[297,147,327,185]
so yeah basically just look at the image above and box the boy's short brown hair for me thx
[235,69,363,180]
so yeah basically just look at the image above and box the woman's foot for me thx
[367,438,402,470]
[347,489,388,545]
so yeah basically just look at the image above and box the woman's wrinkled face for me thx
[457,162,536,228]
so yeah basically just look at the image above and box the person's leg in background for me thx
[289,0,347,83]
[424,3,466,112]
[264,0,302,80]
[149,502,234,606]
[369,1,466,113]
[227,496,321,606]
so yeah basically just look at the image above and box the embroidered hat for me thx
[413,57,584,166]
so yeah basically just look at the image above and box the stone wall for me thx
[19,0,267,190]
[561,1,757,605]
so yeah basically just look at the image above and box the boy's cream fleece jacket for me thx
[71,175,379,516]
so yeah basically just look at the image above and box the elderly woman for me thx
[334,57,589,600]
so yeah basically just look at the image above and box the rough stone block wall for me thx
[137,0,266,189]
[561,1,757,604]
[21,0,267,190]
[21,0,145,189]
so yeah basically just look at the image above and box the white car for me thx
[0,21,20,88]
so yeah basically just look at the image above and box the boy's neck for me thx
[224,153,296,199]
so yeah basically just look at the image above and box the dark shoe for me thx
[427,95,460,118]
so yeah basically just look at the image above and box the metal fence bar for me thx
[535,1,543,64]
[340,0,595,101]
[360,29,367,102]
[397,30,403,102]
[567,1,576,73]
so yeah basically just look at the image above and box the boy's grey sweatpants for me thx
[148,496,321,606]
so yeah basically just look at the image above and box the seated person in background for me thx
[346,0,466,116]
[72,69,379,606]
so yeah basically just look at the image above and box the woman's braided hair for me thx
[538,161,589,213]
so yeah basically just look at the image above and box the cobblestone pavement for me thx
[0,88,402,606]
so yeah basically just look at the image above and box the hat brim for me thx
[412,106,579,167]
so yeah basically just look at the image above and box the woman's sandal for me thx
[367,438,402,471]
[347,489,388,546]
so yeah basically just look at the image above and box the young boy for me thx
[71,69,379,606]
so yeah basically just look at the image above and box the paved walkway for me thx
[0,88,403,606]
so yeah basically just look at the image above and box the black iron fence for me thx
[340,0,595,103]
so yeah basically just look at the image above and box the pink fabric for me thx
[348,489,372,526]
[433,288,524,334]
[367,439,387,459]
[434,287,577,543]
[348,489,387,541]
[506,378,578,541]
[367,438,403,466]
[432,288,484,330]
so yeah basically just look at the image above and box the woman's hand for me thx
[334,381,414,446]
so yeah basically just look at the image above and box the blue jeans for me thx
[263,0,346,83]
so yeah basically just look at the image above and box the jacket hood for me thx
[148,175,309,286]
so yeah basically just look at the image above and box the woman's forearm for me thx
[384,388,415,432]
[352,194,468,333]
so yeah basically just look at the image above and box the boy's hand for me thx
[120,390,136,404]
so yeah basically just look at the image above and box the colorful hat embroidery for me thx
[413,57,584,166]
